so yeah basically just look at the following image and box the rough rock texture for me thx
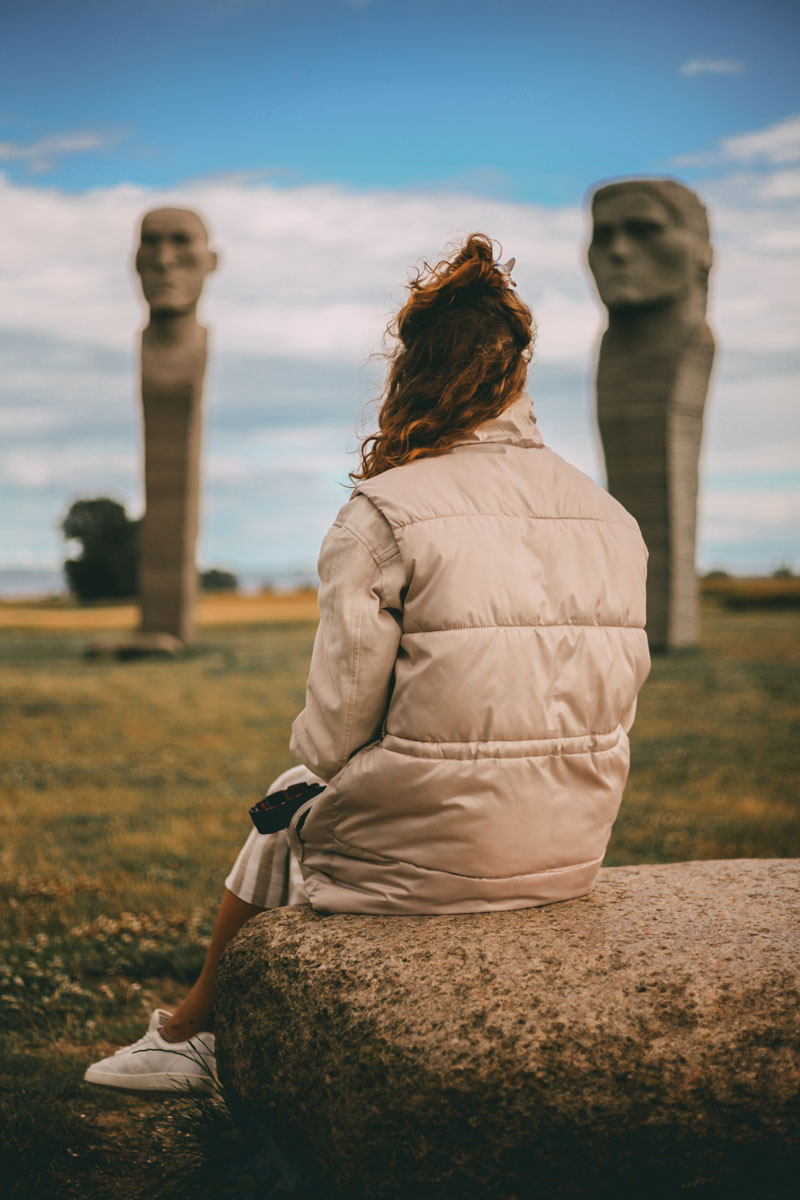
[215,860,800,1200]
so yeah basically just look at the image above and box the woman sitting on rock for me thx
[85,232,650,1093]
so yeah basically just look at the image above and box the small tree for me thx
[200,567,239,592]
[61,498,140,601]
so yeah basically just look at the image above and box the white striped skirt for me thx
[224,764,322,909]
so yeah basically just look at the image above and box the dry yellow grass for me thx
[3,576,793,631]
[0,588,319,630]
[1,602,798,1200]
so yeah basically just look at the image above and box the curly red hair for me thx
[352,233,535,481]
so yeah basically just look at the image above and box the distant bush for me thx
[699,574,800,610]
[61,498,139,601]
[722,584,800,610]
[200,567,239,592]
[62,499,241,602]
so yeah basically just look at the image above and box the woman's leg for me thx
[85,767,317,1090]
[160,889,264,1042]
[160,764,319,1041]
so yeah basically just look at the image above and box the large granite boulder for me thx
[215,860,800,1199]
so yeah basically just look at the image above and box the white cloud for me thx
[700,488,800,542]
[680,59,745,77]
[1,160,791,379]
[1,447,136,490]
[0,172,591,364]
[0,407,59,436]
[205,427,351,485]
[701,374,800,477]
[0,131,119,174]
[1,113,798,576]
[675,112,800,169]
[752,168,800,203]
[721,113,800,165]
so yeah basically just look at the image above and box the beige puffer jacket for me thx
[289,394,650,914]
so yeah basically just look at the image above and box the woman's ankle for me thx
[161,1013,213,1043]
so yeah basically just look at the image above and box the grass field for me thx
[1,592,798,1198]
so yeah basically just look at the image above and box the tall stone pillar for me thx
[139,330,206,643]
[587,179,715,651]
[134,208,218,645]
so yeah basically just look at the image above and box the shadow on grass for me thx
[1,1044,325,1200]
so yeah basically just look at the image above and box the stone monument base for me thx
[84,632,184,661]
[216,860,799,1200]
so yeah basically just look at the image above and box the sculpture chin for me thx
[602,286,688,312]
[147,300,197,318]
[604,293,647,311]
[604,286,690,312]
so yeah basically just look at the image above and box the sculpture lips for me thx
[605,274,639,294]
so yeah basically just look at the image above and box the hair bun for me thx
[400,234,509,334]
[438,233,500,299]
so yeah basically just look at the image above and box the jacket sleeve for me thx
[290,495,406,782]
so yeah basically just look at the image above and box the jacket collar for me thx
[452,393,544,449]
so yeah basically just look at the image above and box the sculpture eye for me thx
[591,225,612,247]
[627,220,663,238]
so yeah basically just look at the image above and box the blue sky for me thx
[3,0,797,197]
[1,0,799,582]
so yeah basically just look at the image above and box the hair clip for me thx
[494,257,517,287]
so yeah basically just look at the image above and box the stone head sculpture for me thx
[134,207,219,647]
[588,179,712,326]
[586,177,716,653]
[135,207,218,327]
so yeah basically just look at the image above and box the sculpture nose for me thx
[607,232,633,263]
[153,242,178,270]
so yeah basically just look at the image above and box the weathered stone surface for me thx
[216,860,800,1200]
[588,179,716,651]
[134,207,218,646]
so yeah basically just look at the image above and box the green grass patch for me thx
[1,604,798,1197]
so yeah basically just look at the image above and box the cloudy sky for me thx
[2,0,798,583]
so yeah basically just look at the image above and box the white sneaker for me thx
[83,1009,217,1094]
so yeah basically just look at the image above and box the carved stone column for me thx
[588,179,715,651]
[134,207,218,645]
[139,330,207,643]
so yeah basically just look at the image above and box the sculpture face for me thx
[136,208,217,317]
[588,191,696,311]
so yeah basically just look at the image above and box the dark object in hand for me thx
[249,781,325,834]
